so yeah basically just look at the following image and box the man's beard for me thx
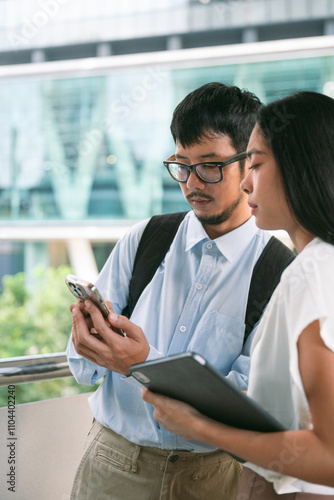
[193,193,243,226]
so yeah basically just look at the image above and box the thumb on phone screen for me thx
[105,300,124,336]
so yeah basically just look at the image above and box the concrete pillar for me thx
[31,49,46,63]
[167,35,182,51]
[66,239,98,283]
[242,28,258,43]
[96,42,112,57]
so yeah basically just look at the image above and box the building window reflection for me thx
[1,55,332,224]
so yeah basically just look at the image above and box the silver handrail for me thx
[0,352,71,386]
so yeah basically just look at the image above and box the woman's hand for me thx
[142,388,208,441]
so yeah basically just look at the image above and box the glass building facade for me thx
[1,43,334,280]
[1,54,334,224]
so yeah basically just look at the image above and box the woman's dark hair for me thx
[170,82,261,154]
[258,91,334,244]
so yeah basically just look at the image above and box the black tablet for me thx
[129,352,285,433]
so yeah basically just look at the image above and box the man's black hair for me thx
[170,82,262,153]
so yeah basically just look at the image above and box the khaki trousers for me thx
[237,468,334,500]
[70,419,242,500]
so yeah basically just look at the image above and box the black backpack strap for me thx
[122,212,188,318]
[244,236,295,343]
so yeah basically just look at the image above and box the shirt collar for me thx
[185,211,260,263]
[185,211,210,251]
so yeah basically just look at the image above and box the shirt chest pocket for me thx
[186,311,245,374]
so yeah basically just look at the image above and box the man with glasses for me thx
[67,83,286,500]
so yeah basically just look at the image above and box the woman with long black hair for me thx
[142,91,334,499]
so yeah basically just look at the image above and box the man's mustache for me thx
[187,193,214,202]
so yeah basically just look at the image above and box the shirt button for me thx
[169,455,179,462]
[180,326,186,332]
[207,243,213,249]
[196,283,203,290]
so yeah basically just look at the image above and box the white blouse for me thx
[245,237,334,495]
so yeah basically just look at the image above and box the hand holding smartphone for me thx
[65,274,124,336]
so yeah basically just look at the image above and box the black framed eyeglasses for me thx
[163,152,247,184]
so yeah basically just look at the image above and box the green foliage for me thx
[0,266,95,406]
[0,265,74,357]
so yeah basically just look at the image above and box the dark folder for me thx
[130,352,285,434]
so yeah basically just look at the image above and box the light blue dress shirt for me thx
[66,211,271,452]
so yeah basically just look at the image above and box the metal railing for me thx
[0,352,71,387]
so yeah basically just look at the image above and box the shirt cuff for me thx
[146,345,164,362]
[66,337,107,385]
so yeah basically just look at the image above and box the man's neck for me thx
[202,216,251,239]
[201,205,252,239]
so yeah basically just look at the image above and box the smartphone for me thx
[65,274,124,336]
[65,274,110,316]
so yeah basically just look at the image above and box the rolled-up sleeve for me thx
[66,333,107,385]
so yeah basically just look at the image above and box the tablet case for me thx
[129,352,285,434]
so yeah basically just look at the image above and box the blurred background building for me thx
[1,0,334,284]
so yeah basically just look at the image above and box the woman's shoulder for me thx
[267,238,334,321]
[280,238,334,285]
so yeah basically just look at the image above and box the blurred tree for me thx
[0,266,95,406]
